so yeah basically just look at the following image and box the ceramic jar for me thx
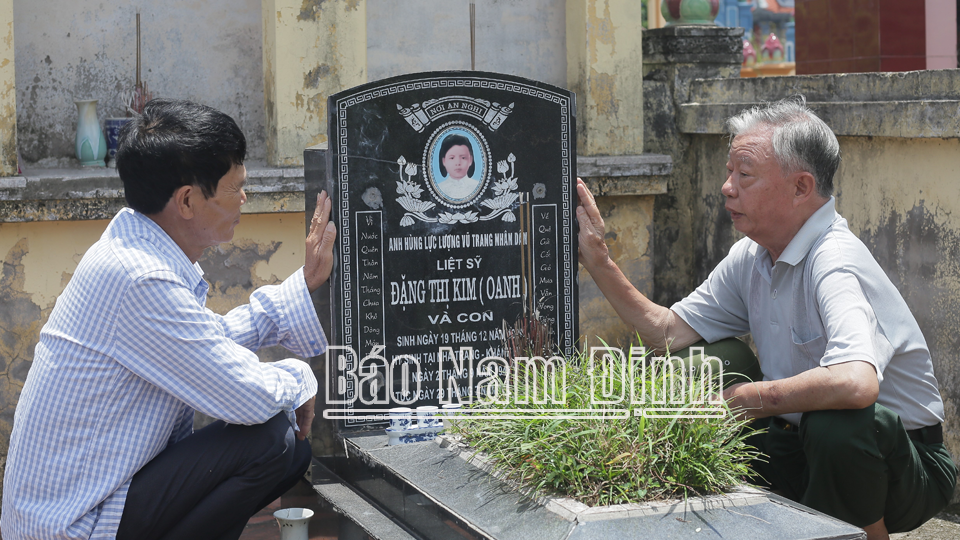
[661,0,721,25]
[74,99,107,167]
[104,117,132,168]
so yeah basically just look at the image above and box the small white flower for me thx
[397,156,407,166]
[497,160,509,174]
[507,153,516,163]
[404,163,418,177]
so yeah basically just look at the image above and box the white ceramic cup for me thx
[274,508,313,540]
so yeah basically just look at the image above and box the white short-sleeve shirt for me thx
[672,198,945,430]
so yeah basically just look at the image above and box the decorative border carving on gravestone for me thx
[326,71,578,428]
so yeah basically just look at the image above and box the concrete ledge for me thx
[577,154,672,178]
[679,71,960,138]
[0,163,306,222]
[577,154,672,196]
[0,153,673,221]
[643,26,744,66]
[688,69,960,104]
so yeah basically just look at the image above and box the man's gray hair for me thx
[726,96,841,198]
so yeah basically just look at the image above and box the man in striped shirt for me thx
[1,99,337,540]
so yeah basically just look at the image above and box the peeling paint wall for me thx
[366,0,566,87]
[0,0,15,176]
[262,0,366,167]
[0,212,307,495]
[578,195,654,348]
[566,0,643,156]
[14,0,266,164]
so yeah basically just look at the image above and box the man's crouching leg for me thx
[799,404,956,534]
[117,413,312,540]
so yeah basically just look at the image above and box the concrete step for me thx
[311,457,419,540]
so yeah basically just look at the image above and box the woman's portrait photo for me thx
[427,126,488,203]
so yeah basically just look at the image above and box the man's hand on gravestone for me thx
[305,191,337,293]
[295,396,316,441]
[575,178,611,270]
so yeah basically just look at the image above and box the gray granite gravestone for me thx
[316,71,579,430]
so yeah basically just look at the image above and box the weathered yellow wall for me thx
[0,213,307,491]
[0,0,15,176]
[578,195,654,349]
[566,0,644,156]
[832,137,960,468]
[262,0,367,167]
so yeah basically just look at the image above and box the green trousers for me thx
[673,338,958,532]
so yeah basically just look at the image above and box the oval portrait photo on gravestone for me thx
[424,122,490,206]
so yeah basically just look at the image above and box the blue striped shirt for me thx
[1,208,325,539]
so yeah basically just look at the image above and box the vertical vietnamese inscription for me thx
[356,211,385,353]
[532,204,559,329]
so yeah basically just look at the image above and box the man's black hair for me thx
[438,134,476,178]
[116,99,246,214]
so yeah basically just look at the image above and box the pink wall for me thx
[926,0,958,69]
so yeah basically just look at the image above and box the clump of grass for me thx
[452,343,762,507]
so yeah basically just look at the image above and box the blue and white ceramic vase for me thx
[74,99,107,167]
[105,117,132,168]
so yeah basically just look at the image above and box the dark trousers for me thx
[749,405,956,532]
[116,413,312,540]
[674,338,958,532]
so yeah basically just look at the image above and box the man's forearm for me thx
[724,360,880,420]
[585,257,700,353]
[576,177,700,352]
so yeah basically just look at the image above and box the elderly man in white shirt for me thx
[576,96,956,540]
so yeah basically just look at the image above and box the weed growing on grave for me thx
[450,342,763,506]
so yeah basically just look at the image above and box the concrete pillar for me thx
[642,26,743,307]
[566,0,644,157]
[261,0,366,167]
[0,0,15,177]
[566,0,647,348]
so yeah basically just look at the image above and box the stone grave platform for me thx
[312,431,866,540]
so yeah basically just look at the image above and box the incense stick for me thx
[469,2,476,70]
[136,11,141,89]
